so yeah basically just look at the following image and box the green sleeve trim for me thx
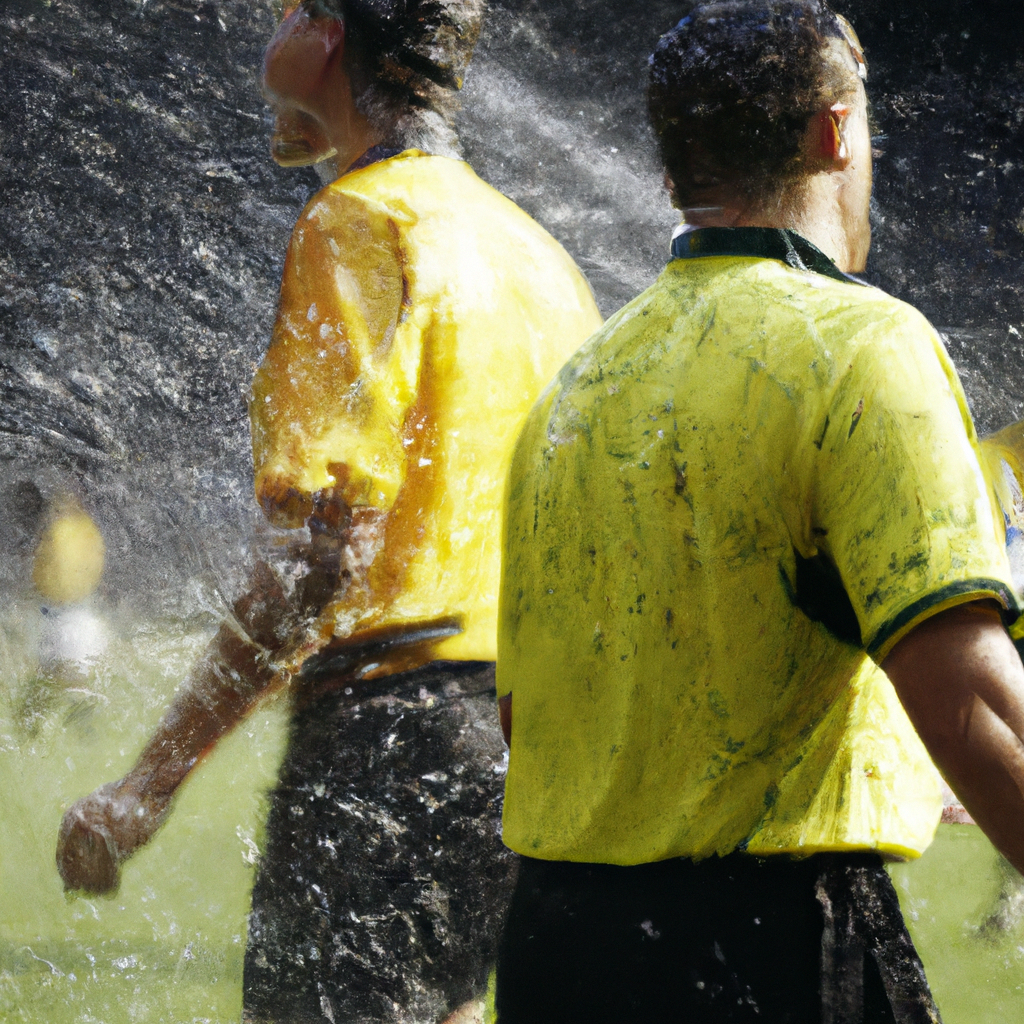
[867,577,1022,660]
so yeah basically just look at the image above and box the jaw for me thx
[270,107,337,167]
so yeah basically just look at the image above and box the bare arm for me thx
[57,493,352,893]
[883,601,1024,875]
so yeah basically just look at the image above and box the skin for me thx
[58,15,490,1023]
[59,0,508,903]
[884,604,1024,875]
[262,5,382,174]
[676,88,873,274]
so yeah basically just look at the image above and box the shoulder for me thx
[282,178,406,287]
[819,285,949,380]
[346,153,584,259]
[330,152,488,222]
[671,257,945,363]
[819,280,939,344]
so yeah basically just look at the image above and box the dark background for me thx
[2,0,1023,612]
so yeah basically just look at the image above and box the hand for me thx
[56,781,168,893]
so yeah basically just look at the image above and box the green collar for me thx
[670,227,863,286]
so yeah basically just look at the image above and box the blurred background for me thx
[1,0,1023,1019]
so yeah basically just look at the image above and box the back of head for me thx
[648,0,864,208]
[304,0,484,144]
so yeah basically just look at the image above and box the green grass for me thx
[1,601,1023,1021]
[0,602,288,1023]
[891,826,1024,1022]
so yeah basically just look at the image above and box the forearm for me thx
[57,561,295,891]
[58,493,358,892]
[119,623,281,804]
[884,603,1024,874]
[916,691,1024,869]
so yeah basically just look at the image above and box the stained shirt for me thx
[250,151,602,666]
[499,228,1021,865]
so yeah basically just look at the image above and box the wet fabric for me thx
[499,233,1020,864]
[980,419,1024,636]
[243,661,515,1024]
[495,852,941,1024]
[249,150,602,667]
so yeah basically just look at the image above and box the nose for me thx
[262,16,291,94]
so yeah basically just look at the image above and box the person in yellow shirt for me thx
[55,1,601,1021]
[12,485,109,731]
[496,3,1024,1022]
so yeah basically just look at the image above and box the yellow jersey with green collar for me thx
[499,227,1020,865]
[250,151,602,667]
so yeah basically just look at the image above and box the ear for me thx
[813,104,853,169]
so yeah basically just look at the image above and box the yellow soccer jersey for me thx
[499,228,1020,865]
[250,151,602,666]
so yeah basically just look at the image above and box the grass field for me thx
[0,603,288,1023]
[1,601,1022,1022]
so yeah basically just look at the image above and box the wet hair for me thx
[302,0,484,126]
[647,0,864,207]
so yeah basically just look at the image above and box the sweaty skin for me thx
[884,602,1024,875]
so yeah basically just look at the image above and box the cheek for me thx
[262,12,341,106]
[263,38,315,103]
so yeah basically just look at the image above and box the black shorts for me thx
[243,660,516,1024]
[495,852,941,1024]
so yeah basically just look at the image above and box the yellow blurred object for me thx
[250,150,602,666]
[32,502,106,606]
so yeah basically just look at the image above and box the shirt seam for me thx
[867,577,1022,661]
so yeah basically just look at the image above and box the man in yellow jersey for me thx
[55,2,601,1021]
[495,3,1024,1021]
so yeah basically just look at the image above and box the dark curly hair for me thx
[648,1,865,207]
[302,0,483,124]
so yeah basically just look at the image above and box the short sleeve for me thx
[249,187,417,527]
[811,303,1020,661]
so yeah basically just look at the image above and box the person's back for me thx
[494,4,1024,1022]
[502,248,1000,865]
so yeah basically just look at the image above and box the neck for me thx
[307,58,386,177]
[312,73,462,178]
[681,173,863,273]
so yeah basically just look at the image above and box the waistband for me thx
[292,657,496,712]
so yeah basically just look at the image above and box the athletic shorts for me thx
[495,852,941,1024]
[243,660,516,1024]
